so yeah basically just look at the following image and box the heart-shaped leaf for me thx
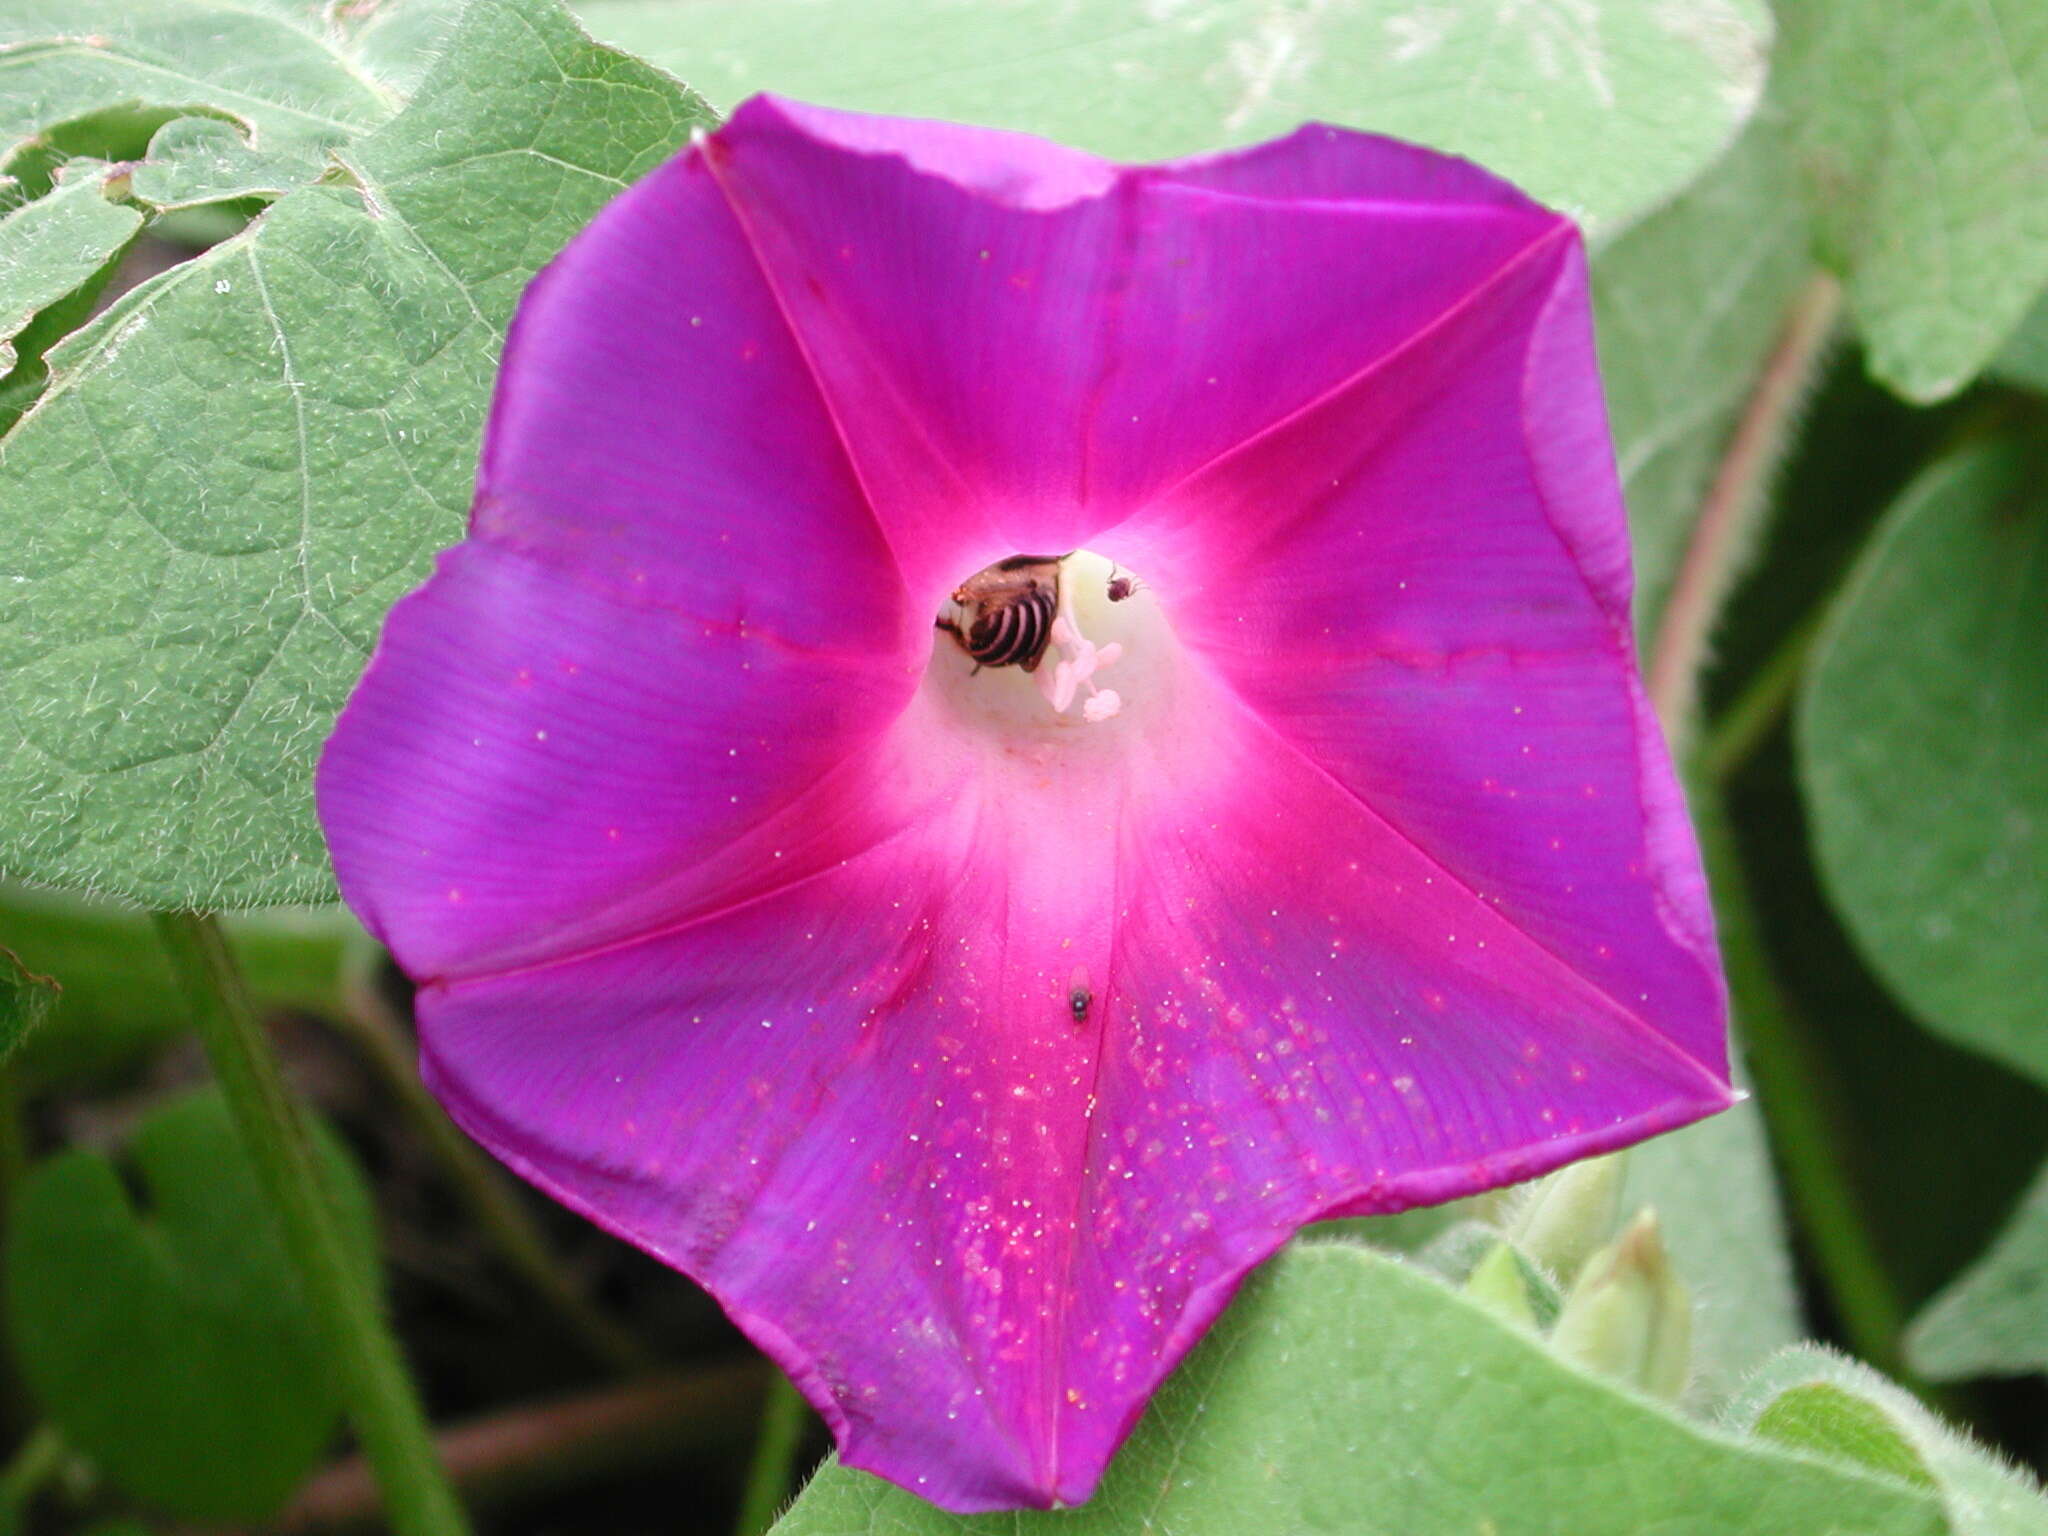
[1798,438,2048,1087]
[3,1088,377,1521]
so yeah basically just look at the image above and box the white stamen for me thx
[1038,583,1123,723]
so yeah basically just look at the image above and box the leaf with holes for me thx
[1797,438,2048,1086]
[0,159,139,375]
[0,0,459,166]
[575,0,1769,239]
[2,1088,377,1521]
[770,1245,1946,1536]
[0,0,714,907]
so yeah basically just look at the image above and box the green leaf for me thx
[2,1087,378,1521]
[1908,1158,2048,1381]
[1774,0,2048,402]
[575,0,1770,238]
[1755,1382,1938,1490]
[771,1246,1946,1536]
[1730,1347,2048,1535]
[0,879,358,1084]
[0,0,714,907]
[0,939,56,1063]
[1797,438,2048,1086]
[0,159,140,375]
[130,115,323,208]
[1994,288,2048,394]
[1591,115,1814,630]
[0,0,437,166]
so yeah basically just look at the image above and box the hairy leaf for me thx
[575,0,1770,237]
[0,0,713,906]
[0,0,460,165]
[1592,116,1812,630]
[1775,0,2048,402]
[1731,1347,2048,1536]
[772,1246,1945,1536]
[1755,1381,1938,1490]
[0,159,139,374]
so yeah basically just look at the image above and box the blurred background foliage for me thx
[0,0,2043,1532]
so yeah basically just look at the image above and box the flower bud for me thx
[1549,1209,1692,1400]
[1463,1241,1546,1330]
[1507,1152,1625,1284]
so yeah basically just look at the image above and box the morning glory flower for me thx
[318,98,1733,1513]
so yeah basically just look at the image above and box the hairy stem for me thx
[1646,271,1842,737]
[276,1363,768,1533]
[734,1375,811,1536]
[154,912,469,1536]
[333,973,650,1375]
[1647,272,1941,1399]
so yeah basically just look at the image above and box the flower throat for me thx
[936,550,1148,725]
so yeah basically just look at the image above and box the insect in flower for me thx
[937,554,1064,672]
[320,97,1734,1516]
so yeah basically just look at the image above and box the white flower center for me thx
[927,549,1174,746]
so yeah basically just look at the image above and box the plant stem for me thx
[1645,271,1948,1404]
[1646,271,1842,739]
[1688,796,1915,1379]
[1700,612,1823,783]
[276,1363,768,1533]
[153,912,469,1536]
[733,1375,810,1536]
[333,972,650,1375]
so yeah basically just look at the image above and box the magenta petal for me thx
[411,673,1725,1511]
[319,542,911,979]
[318,99,1734,1515]
[705,98,1559,576]
[1140,231,1726,1074]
